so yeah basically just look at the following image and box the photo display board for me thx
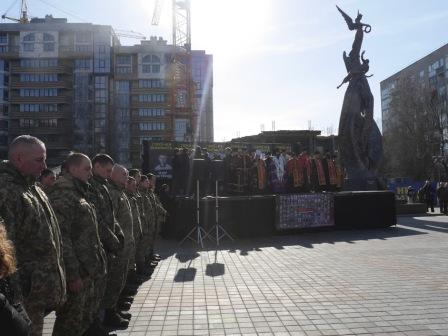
[275,193,335,230]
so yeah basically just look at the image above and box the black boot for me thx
[84,318,116,336]
[118,310,132,320]
[152,253,162,261]
[120,295,134,303]
[117,300,132,311]
[103,309,129,329]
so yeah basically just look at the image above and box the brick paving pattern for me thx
[43,215,448,335]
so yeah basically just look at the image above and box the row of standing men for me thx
[0,135,167,336]
[171,147,343,196]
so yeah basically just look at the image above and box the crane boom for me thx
[151,0,163,25]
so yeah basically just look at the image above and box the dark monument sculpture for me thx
[336,6,383,190]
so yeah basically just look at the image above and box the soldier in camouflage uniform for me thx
[125,176,143,283]
[47,153,107,336]
[103,164,135,328]
[128,170,157,277]
[147,173,167,263]
[87,154,126,335]
[137,175,158,273]
[0,135,66,336]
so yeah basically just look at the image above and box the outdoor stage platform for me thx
[164,191,397,240]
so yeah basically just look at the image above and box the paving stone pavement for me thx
[43,215,448,336]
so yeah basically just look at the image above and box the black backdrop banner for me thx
[142,140,293,178]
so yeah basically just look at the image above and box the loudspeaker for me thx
[334,191,396,229]
[191,158,207,181]
[211,160,225,181]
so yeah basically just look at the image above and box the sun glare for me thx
[192,0,271,59]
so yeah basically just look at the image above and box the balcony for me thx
[59,45,94,58]
[0,45,20,58]
[10,65,72,74]
[9,94,73,104]
[130,87,169,94]
[10,79,71,89]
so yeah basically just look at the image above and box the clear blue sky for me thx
[3,0,448,141]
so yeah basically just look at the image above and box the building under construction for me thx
[0,0,213,167]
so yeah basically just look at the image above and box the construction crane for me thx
[114,29,146,41]
[151,0,196,142]
[2,0,29,23]
[151,0,191,51]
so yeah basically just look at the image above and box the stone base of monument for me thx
[342,170,383,191]
[334,191,396,229]
[396,202,427,215]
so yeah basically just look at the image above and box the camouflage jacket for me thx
[108,182,134,250]
[137,188,155,234]
[89,175,124,254]
[0,161,66,308]
[125,191,143,240]
[47,174,107,283]
[148,190,167,222]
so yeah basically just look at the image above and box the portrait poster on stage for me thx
[275,194,335,230]
[148,142,174,181]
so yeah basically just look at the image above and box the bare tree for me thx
[382,77,447,180]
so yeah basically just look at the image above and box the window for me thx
[20,118,35,127]
[23,33,35,52]
[23,43,34,52]
[138,94,165,102]
[20,104,57,112]
[98,45,106,54]
[0,135,7,145]
[98,59,106,69]
[20,73,58,82]
[116,55,132,74]
[95,76,107,89]
[20,59,58,68]
[116,67,132,74]
[75,32,92,43]
[23,33,35,42]
[0,33,7,44]
[115,81,129,93]
[75,45,92,53]
[142,54,161,74]
[20,88,58,97]
[116,55,131,65]
[138,108,165,117]
[43,33,55,52]
[75,59,92,71]
[43,43,55,52]
[39,119,58,127]
[139,122,165,131]
[95,90,107,103]
[139,79,163,88]
[0,120,8,129]
[95,105,106,118]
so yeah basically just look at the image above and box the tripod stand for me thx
[204,180,234,246]
[180,180,208,247]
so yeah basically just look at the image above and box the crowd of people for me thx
[170,146,344,196]
[0,135,167,336]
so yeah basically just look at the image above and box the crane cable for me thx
[2,0,20,18]
[34,0,88,23]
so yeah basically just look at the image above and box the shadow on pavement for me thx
[224,226,426,253]
[174,267,197,282]
[398,216,448,234]
[157,224,428,258]
[205,263,225,277]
